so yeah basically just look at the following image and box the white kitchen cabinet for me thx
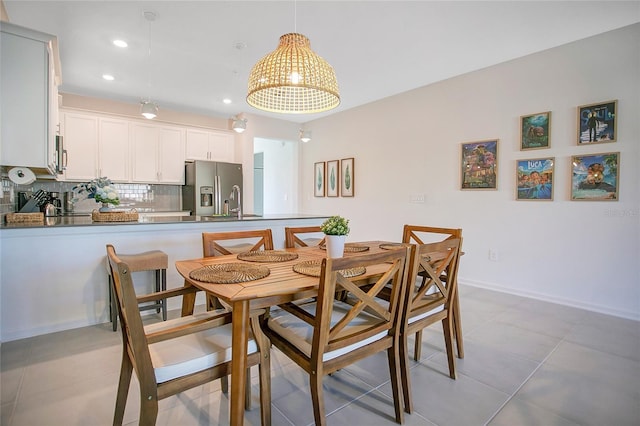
[61,112,98,181]
[185,129,234,162]
[98,117,129,182]
[61,112,130,182]
[131,123,185,184]
[0,22,60,173]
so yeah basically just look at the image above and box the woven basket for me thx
[91,210,139,222]
[5,212,44,224]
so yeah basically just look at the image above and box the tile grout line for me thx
[483,336,567,426]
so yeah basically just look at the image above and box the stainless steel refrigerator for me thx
[182,161,243,215]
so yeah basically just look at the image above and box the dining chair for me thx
[399,237,462,414]
[402,225,465,359]
[202,229,274,310]
[106,244,271,426]
[261,247,413,425]
[284,225,326,248]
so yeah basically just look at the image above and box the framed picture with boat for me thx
[577,100,617,145]
[520,111,551,150]
[570,152,619,201]
[314,162,325,197]
[326,160,339,197]
[340,158,354,197]
[461,139,498,190]
[516,157,554,201]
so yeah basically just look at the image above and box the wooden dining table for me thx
[175,241,394,426]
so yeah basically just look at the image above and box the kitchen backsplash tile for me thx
[0,177,182,220]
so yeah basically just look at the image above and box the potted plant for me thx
[73,177,120,212]
[320,215,350,258]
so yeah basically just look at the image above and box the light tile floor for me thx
[2,285,639,426]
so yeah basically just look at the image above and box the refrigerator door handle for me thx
[215,175,221,215]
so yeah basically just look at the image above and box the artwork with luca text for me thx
[516,157,554,200]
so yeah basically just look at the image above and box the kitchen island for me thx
[0,214,328,341]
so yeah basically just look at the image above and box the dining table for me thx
[174,240,397,426]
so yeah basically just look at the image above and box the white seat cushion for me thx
[267,301,387,362]
[408,305,445,324]
[145,311,258,383]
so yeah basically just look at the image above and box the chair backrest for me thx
[404,238,462,323]
[402,225,462,245]
[202,229,274,257]
[106,244,156,390]
[284,226,326,248]
[295,247,412,366]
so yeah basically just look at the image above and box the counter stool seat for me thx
[108,249,168,331]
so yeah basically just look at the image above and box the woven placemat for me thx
[189,263,270,284]
[318,243,370,253]
[92,210,139,222]
[292,260,366,278]
[237,250,299,263]
[379,243,411,250]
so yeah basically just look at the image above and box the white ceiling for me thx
[3,1,639,124]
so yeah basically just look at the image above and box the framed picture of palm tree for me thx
[314,162,325,197]
[341,158,354,197]
[326,160,339,197]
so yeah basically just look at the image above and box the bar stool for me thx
[108,249,168,331]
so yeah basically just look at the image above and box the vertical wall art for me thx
[571,152,620,201]
[326,160,339,197]
[314,162,325,197]
[520,111,551,150]
[516,157,555,200]
[340,158,354,197]
[577,100,617,145]
[461,139,498,190]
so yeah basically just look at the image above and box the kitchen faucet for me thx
[230,185,242,219]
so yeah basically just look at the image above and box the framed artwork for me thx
[314,162,325,197]
[520,111,551,150]
[461,139,498,190]
[326,160,339,197]
[340,158,355,197]
[577,100,617,145]
[571,152,619,201]
[516,157,555,201]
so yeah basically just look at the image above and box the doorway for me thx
[253,138,298,214]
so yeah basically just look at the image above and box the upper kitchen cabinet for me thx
[60,111,130,182]
[131,123,185,184]
[185,129,235,163]
[0,22,62,174]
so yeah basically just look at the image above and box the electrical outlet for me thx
[409,193,426,203]
[488,249,499,261]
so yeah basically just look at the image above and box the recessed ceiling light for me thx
[223,98,232,104]
[113,40,128,48]
[102,74,115,81]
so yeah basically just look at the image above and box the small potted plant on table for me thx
[320,215,350,258]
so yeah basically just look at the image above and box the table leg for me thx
[180,279,196,317]
[230,300,250,426]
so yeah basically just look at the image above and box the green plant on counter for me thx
[73,177,120,205]
[320,215,350,236]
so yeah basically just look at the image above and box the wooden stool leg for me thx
[155,270,161,314]
[161,269,167,321]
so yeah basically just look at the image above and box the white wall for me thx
[300,24,640,319]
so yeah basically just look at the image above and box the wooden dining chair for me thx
[261,247,413,425]
[402,225,465,359]
[106,244,271,426]
[284,226,326,248]
[399,237,462,414]
[202,229,274,310]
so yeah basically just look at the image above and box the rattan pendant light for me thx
[247,32,340,114]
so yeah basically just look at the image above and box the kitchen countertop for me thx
[1,213,329,229]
